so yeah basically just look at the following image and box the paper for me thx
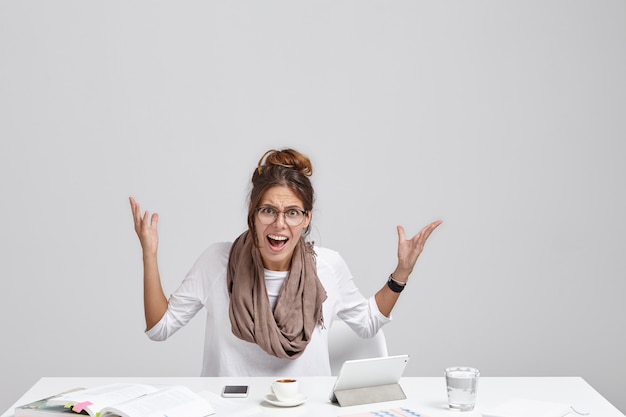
[482,398,571,417]
[340,408,429,417]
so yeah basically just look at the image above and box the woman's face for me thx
[254,185,311,271]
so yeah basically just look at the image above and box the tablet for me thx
[329,354,410,402]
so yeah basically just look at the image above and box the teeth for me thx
[268,235,288,241]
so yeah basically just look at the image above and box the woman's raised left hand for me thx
[393,220,442,282]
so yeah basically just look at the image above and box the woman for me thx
[130,148,441,376]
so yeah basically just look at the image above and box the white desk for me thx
[2,376,624,417]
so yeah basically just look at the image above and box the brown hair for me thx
[247,148,314,241]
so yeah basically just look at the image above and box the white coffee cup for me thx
[271,378,299,402]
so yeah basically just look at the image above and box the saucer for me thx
[264,393,307,407]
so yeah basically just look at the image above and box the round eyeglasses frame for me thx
[255,206,309,227]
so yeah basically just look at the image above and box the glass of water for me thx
[445,366,480,411]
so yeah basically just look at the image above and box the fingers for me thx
[130,196,142,225]
[397,220,442,264]
[129,196,158,229]
[394,220,442,276]
[140,208,158,229]
[129,197,159,256]
[396,225,406,241]
[413,220,442,244]
[398,220,442,245]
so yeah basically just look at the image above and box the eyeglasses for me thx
[255,206,309,227]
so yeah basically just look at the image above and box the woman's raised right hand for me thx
[129,196,159,256]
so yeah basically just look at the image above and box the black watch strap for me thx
[387,275,406,293]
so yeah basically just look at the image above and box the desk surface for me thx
[2,376,624,417]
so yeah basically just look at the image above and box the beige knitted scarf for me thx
[227,230,327,359]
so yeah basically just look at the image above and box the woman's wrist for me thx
[389,273,408,285]
[142,251,159,265]
[390,268,410,283]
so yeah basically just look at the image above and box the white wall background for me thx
[1,0,625,413]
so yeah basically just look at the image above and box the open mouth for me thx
[267,234,289,251]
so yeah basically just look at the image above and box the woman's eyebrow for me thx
[260,203,303,210]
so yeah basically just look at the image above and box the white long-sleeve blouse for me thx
[146,242,390,376]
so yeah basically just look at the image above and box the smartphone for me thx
[221,385,249,398]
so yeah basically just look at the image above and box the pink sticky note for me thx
[72,401,93,413]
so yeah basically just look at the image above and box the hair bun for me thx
[257,148,313,177]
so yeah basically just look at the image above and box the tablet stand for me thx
[333,383,406,407]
